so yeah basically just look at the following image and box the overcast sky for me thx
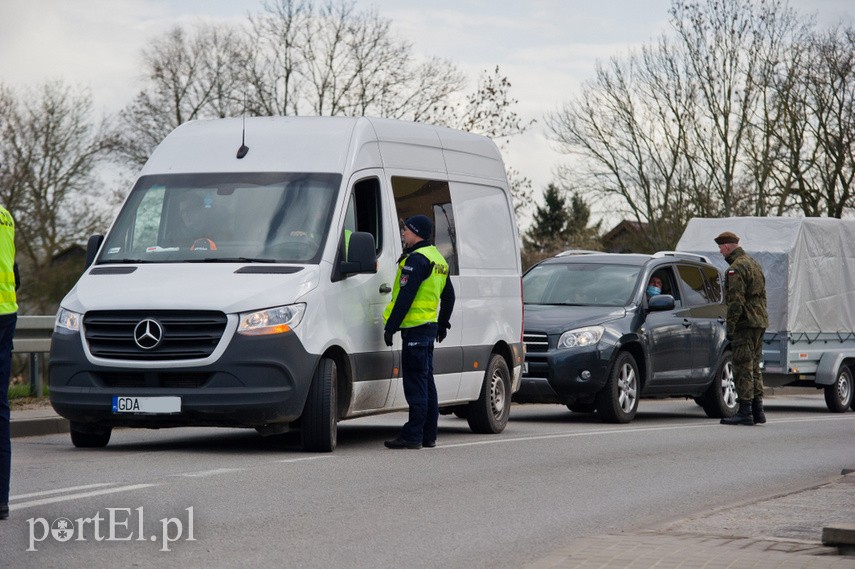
[1,0,852,226]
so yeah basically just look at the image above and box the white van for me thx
[49,116,524,451]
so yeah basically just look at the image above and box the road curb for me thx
[10,415,69,438]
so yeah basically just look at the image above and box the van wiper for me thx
[97,259,150,264]
[198,257,278,263]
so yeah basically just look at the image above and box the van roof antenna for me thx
[236,104,249,159]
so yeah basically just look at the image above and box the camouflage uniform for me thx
[724,247,768,403]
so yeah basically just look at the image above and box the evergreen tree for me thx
[522,184,601,269]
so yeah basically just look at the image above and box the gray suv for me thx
[515,251,736,423]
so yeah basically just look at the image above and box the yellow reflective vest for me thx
[0,206,16,315]
[383,245,448,329]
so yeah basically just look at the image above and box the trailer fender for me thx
[815,352,855,386]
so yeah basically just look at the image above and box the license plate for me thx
[112,396,181,414]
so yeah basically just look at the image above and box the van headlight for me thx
[55,308,81,335]
[237,304,306,336]
[557,326,604,349]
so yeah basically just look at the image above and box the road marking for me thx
[11,483,115,501]
[276,456,334,464]
[438,415,854,449]
[174,467,246,478]
[10,484,157,511]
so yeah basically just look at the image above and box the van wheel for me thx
[301,358,338,452]
[467,354,511,434]
[824,366,853,413]
[596,352,639,423]
[70,423,112,448]
[700,351,737,418]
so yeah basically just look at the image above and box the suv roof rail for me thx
[556,249,600,257]
[652,251,710,263]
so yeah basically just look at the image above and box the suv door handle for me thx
[682,318,691,327]
[379,284,392,294]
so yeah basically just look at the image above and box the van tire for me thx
[824,366,853,413]
[596,351,639,423]
[700,351,737,418]
[467,354,511,434]
[301,358,338,452]
[70,423,112,448]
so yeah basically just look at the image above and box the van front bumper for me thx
[48,330,319,429]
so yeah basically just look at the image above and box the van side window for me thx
[345,178,382,254]
[390,176,459,275]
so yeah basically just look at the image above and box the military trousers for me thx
[732,326,765,402]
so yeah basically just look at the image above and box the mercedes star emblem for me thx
[133,319,163,350]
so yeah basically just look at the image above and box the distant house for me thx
[601,220,650,253]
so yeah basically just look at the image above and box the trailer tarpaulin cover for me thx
[676,217,855,334]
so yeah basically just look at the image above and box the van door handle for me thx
[379,284,391,294]
[682,319,691,328]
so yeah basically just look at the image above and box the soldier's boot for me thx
[721,401,754,425]
[752,398,766,424]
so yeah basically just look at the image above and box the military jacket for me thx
[724,247,768,331]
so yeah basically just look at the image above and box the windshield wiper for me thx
[197,257,278,263]
[96,259,151,264]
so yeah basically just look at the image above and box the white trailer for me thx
[677,217,855,413]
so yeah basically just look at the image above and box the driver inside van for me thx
[175,193,216,250]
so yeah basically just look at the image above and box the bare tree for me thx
[114,23,251,168]
[0,81,115,312]
[546,35,698,250]
[245,0,465,118]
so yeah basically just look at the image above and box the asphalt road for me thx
[2,391,853,568]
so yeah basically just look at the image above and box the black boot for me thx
[721,401,754,425]
[752,398,766,424]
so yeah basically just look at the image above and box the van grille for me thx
[524,332,549,353]
[84,311,228,361]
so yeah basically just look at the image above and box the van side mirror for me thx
[339,231,377,276]
[85,234,104,269]
[648,294,675,311]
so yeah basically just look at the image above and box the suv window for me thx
[677,264,713,306]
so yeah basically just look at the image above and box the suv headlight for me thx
[55,308,81,335]
[557,326,604,349]
[238,304,306,336]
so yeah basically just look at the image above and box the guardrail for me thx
[12,315,54,396]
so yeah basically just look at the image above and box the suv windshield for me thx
[98,172,341,264]
[523,263,641,306]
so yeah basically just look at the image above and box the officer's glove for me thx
[436,324,451,343]
[384,331,394,347]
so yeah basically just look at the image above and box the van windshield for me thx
[98,172,342,264]
[523,263,641,307]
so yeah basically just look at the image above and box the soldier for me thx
[715,231,768,426]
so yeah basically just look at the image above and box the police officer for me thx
[383,215,455,449]
[0,203,19,520]
[715,231,768,426]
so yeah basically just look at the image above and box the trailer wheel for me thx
[824,366,853,413]
[301,358,338,452]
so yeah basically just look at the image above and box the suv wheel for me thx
[700,351,737,418]
[596,351,639,423]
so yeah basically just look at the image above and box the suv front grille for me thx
[524,332,549,353]
[84,311,228,361]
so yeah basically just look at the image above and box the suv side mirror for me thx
[339,231,377,276]
[648,294,675,311]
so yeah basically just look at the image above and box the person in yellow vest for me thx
[0,204,19,520]
[382,215,455,449]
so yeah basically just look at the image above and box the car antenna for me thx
[236,96,249,159]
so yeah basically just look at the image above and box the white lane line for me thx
[10,484,158,511]
[11,483,116,501]
[276,456,334,464]
[438,415,854,449]
[174,468,246,478]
